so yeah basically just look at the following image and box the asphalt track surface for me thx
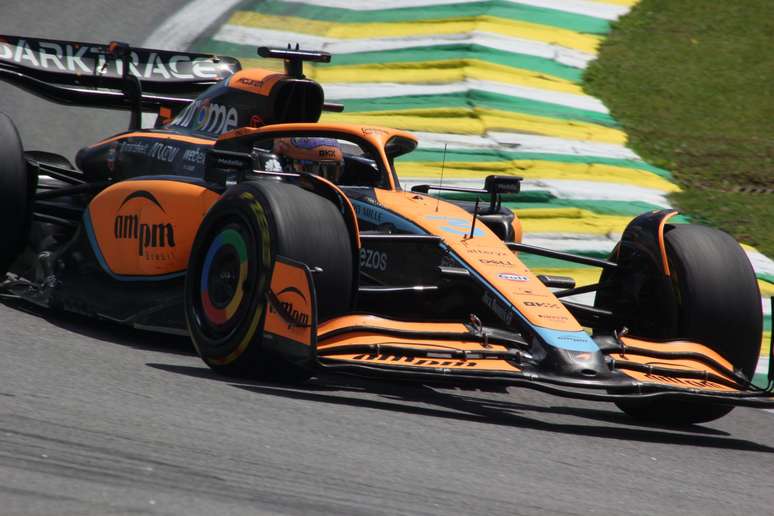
[1,2,773,515]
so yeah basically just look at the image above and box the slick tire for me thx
[184,179,354,381]
[0,112,30,276]
[612,224,762,425]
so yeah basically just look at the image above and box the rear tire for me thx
[0,112,30,275]
[184,179,354,381]
[602,224,762,425]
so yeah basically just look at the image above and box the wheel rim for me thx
[198,224,254,338]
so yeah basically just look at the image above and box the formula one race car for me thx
[1,36,772,425]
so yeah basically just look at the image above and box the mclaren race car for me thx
[1,36,772,425]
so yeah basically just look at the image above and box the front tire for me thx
[184,179,354,381]
[600,224,762,425]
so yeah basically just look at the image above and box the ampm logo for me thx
[271,286,310,329]
[113,191,176,257]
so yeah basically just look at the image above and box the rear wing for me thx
[0,35,240,93]
[0,35,241,129]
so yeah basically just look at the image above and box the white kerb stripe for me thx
[745,250,774,278]
[399,177,673,206]
[275,0,484,9]
[490,132,640,160]
[411,131,644,162]
[323,81,609,114]
[274,0,629,20]
[212,25,596,69]
[505,0,629,20]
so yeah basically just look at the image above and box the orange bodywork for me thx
[323,352,521,373]
[228,68,286,96]
[87,180,220,277]
[264,258,315,347]
[90,131,215,149]
[319,314,468,337]
[373,189,583,332]
[658,210,679,276]
[610,336,739,392]
[317,315,521,373]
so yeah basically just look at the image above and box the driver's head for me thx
[273,137,344,182]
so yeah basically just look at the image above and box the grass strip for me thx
[584,0,774,257]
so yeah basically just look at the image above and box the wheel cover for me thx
[198,225,253,336]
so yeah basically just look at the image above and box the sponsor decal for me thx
[148,142,179,163]
[120,140,179,163]
[556,334,588,344]
[353,203,383,224]
[232,75,281,95]
[465,247,511,257]
[269,286,310,329]
[482,291,514,325]
[216,157,247,169]
[360,248,388,272]
[182,148,206,165]
[0,38,224,80]
[113,191,176,259]
[498,273,528,282]
[524,301,560,309]
[238,77,264,89]
[643,373,724,390]
[537,314,570,321]
[122,141,149,155]
[425,215,485,237]
[361,127,388,136]
[172,98,238,135]
[478,258,515,267]
[352,354,477,367]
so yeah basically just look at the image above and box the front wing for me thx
[313,315,774,408]
[268,256,774,408]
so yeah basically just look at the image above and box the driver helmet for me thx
[273,137,344,182]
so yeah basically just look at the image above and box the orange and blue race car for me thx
[1,36,772,425]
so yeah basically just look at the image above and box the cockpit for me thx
[250,135,385,188]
